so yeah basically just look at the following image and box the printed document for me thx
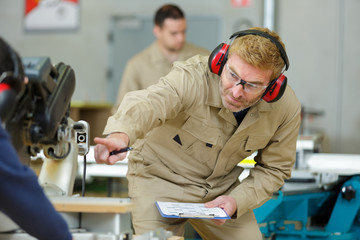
[156,201,230,219]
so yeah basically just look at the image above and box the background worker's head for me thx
[0,38,18,77]
[0,37,25,94]
[0,38,25,123]
[153,4,186,52]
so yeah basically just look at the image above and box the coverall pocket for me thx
[244,135,271,151]
[225,135,271,171]
[178,116,220,164]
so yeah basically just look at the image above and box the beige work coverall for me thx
[104,55,302,240]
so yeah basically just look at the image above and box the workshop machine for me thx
[254,153,360,240]
[0,56,133,239]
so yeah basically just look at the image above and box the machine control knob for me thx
[341,185,356,201]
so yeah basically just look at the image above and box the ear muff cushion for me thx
[262,74,287,103]
[208,43,229,75]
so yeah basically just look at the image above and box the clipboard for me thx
[155,201,230,219]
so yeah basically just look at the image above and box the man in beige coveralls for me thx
[113,4,210,111]
[94,27,301,239]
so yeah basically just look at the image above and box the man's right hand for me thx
[94,132,130,165]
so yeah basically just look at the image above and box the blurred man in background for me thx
[113,4,210,112]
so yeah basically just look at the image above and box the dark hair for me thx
[0,37,25,94]
[154,4,185,27]
[0,38,14,75]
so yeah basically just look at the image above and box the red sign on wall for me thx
[24,0,80,31]
[231,0,252,7]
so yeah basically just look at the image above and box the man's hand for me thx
[205,195,237,226]
[94,132,129,165]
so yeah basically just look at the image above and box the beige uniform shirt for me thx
[113,41,210,111]
[105,55,301,218]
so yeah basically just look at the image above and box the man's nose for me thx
[177,33,186,42]
[232,83,245,98]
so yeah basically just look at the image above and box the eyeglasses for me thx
[224,64,268,94]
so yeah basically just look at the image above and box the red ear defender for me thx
[262,74,287,103]
[208,43,229,75]
[0,83,11,92]
[0,83,17,123]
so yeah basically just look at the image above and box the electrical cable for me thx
[78,154,87,230]
[82,155,87,197]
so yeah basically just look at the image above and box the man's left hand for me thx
[205,195,237,225]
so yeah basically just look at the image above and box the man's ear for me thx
[153,25,160,38]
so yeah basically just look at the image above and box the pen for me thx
[109,147,133,156]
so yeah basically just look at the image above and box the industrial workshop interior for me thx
[0,0,359,239]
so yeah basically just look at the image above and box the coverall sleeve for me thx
[104,62,201,145]
[229,89,302,218]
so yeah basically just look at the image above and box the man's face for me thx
[219,54,273,112]
[155,18,186,52]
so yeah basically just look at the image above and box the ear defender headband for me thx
[208,29,289,103]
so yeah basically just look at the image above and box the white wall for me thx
[276,0,360,154]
